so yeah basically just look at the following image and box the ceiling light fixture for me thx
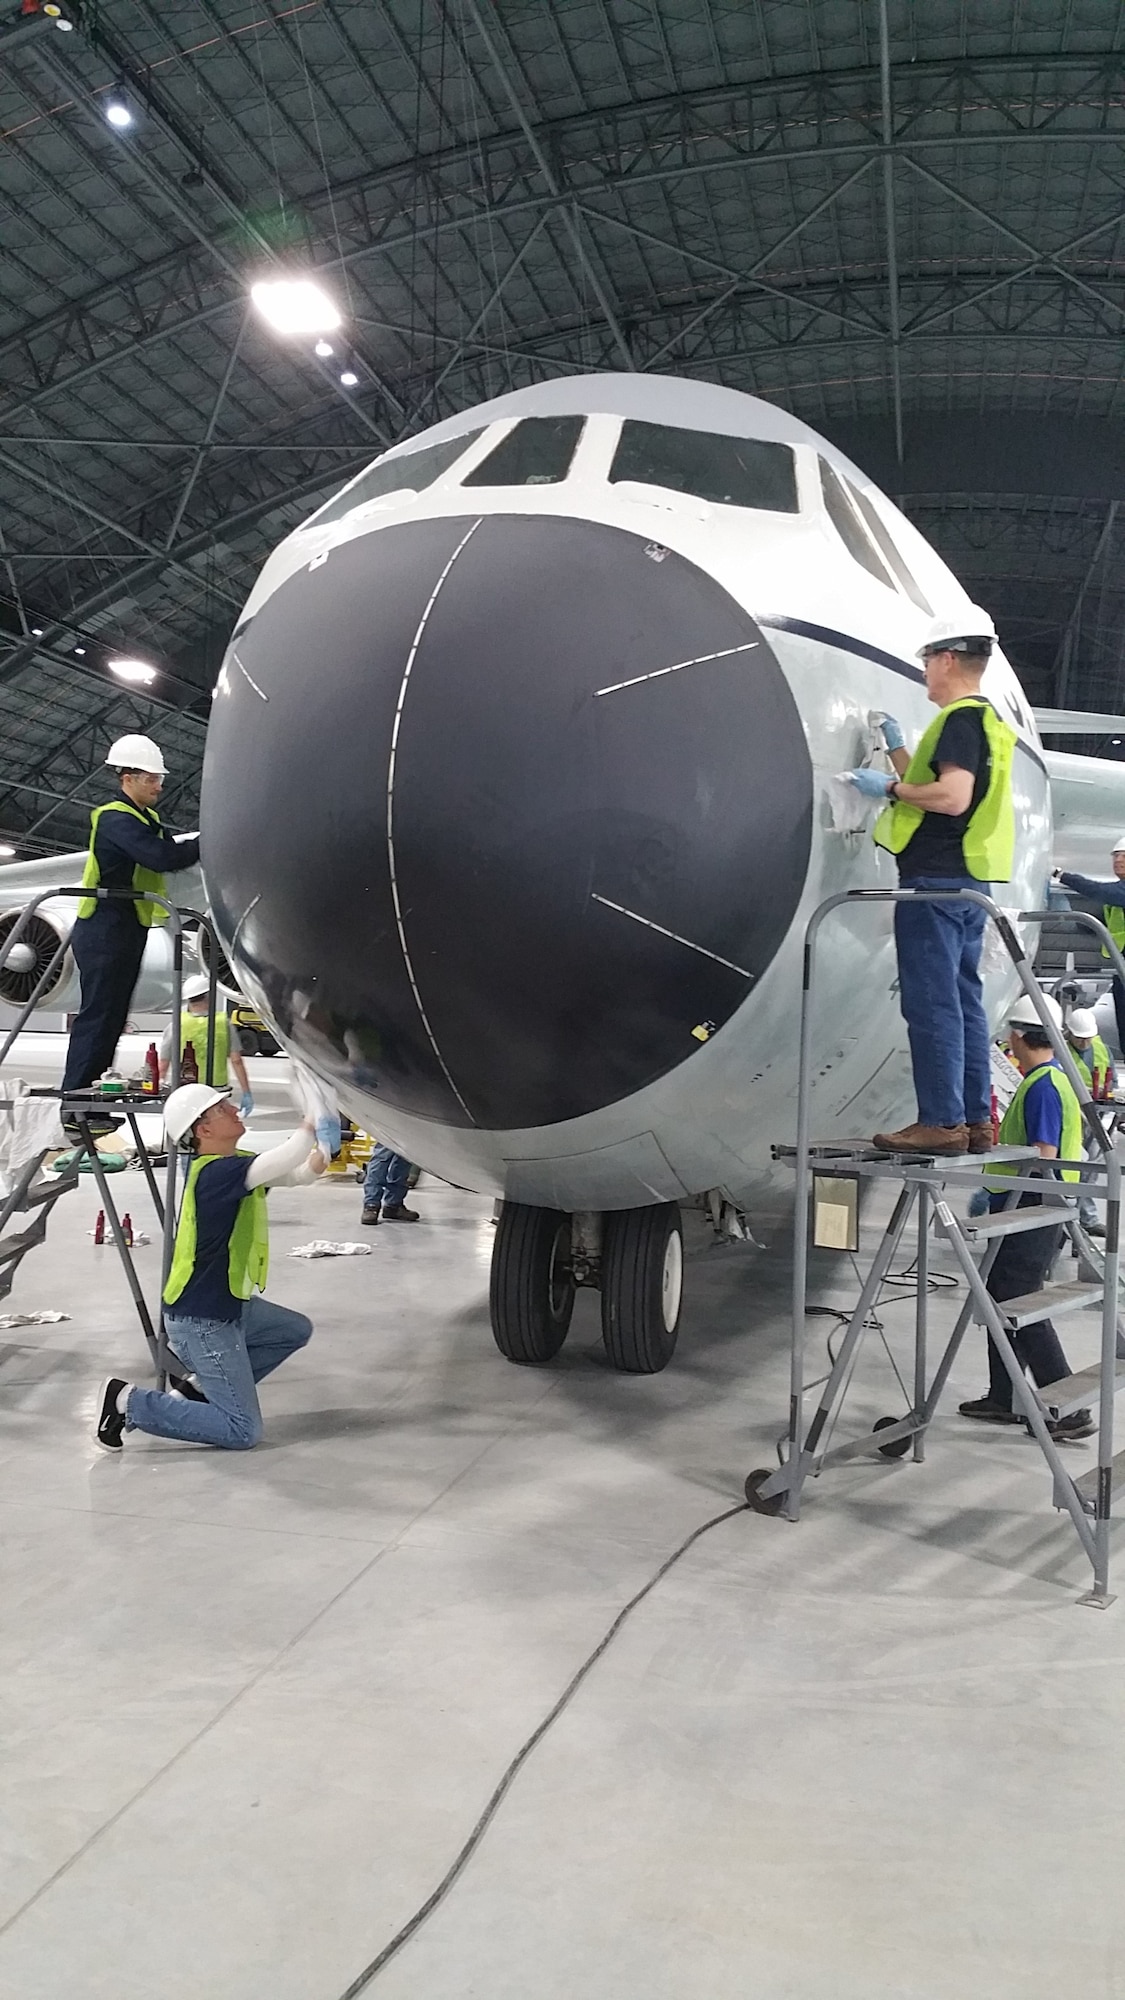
[339,369,359,388]
[73,646,85,656]
[107,657,157,685]
[31,627,43,637]
[314,339,334,358]
[0,845,15,859]
[250,278,341,337]
[106,101,133,129]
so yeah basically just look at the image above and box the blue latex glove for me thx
[844,767,894,799]
[316,1112,342,1160]
[875,712,905,753]
[239,1092,254,1119]
[968,1186,991,1217]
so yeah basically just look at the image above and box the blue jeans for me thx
[127,1296,313,1449]
[894,876,991,1128]
[363,1144,410,1211]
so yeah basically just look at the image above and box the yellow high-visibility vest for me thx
[873,697,1016,882]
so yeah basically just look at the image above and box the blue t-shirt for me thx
[989,1062,1065,1212]
[165,1155,251,1324]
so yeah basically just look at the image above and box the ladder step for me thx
[962,1204,1076,1242]
[998,1281,1105,1329]
[1039,1364,1125,1418]
[1075,1449,1125,1505]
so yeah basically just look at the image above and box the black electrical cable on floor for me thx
[335,1500,750,1999]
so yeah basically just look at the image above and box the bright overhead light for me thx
[250,278,341,337]
[106,101,133,129]
[314,339,334,358]
[339,369,359,388]
[0,845,15,859]
[108,657,157,685]
[31,627,43,637]
[73,646,85,656]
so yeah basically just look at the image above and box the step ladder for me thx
[745,887,1125,1608]
[0,885,220,1381]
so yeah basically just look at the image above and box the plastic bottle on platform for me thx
[93,1209,105,1245]
[144,1042,160,1094]
[122,1213,133,1248]
[181,1041,199,1085]
[990,1087,1000,1145]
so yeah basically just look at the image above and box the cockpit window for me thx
[845,479,934,614]
[609,422,799,512]
[819,458,898,591]
[304,430,485,528]
[461,415,585,487]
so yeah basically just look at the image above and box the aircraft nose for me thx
[202,511,813,1131]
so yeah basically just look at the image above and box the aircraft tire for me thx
[489,1202,575,1364]
[600,1203,683,1373]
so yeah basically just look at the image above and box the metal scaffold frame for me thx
[746,888,1125,1608]
[0,885,224,1385]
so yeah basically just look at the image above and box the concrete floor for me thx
[1,1035,1123,1999]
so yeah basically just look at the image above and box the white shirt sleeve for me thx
[244,1127,315,1190]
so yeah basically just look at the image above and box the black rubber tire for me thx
[600,1202,683,1374]
[744,1469,785,1516]
[489,1202,575,1365]
[239,1029,261,1056]
[873,1415,912,1460]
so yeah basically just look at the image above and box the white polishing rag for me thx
[0,1310,69,1327]
[289,1239,372,1258]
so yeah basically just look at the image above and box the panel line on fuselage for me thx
[594,640,759,699]
[385,517,483,1125]
[590,894,754,979]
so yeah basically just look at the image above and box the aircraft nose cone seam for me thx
[385,516,483,1126]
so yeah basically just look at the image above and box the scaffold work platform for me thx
[746,887,1125,1608]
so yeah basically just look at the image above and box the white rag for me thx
[289,1239,372,1259]
[0,1310,69,1328]
[0,1080,66,1196]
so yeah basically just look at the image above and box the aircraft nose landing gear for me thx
[489,1200,683,1374]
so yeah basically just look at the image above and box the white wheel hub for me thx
[661,1227,684,1331]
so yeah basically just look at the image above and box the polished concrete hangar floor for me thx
[1,1037,1124,1999]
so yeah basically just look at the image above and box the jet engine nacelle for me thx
[0,888,205,1017]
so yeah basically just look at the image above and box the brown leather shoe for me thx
[966,1121,994,1154]
[872,1122,969,1155]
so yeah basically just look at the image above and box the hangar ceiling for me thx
[3,0,1125,850]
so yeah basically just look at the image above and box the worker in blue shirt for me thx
[60,734,200,1126]
[1054,834,1125,1055]
[843,606,1015,1157]
[959,994,1095,1442]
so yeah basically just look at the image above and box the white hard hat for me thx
[105,733,167,776]
[164,1082,229,1146]
[1067,1008,1100,1039]
[917,606,998,660]
[1007,991,1063,1033]
[183,974,212,1002]
[1112,834,1125,854]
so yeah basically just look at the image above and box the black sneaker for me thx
[95,1377,128,1451]
[958,1397,1022,1426]
[168,1372,208,1403]
[361,1207,381,1226]
[1046,1409,1097,1443]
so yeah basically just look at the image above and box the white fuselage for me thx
[215,375,1053,1219]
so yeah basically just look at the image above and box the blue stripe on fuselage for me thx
[757,613,1047,777]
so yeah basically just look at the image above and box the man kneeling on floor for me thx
[959,993,1095,1443]
[96,1083,324,1452]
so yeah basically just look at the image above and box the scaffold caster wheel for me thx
[744,1468,785,1516]
[873,1416,911,1460]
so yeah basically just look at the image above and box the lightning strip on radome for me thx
[594,641,758,699]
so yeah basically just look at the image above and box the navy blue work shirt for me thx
[165,1155,252,1324]
[80,790,200,930]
